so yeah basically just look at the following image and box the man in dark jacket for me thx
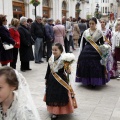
[45,18,54,61]
[31,16,44,63]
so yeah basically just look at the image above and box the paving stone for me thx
[13,48,120,120]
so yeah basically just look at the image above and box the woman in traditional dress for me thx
[100,19,117,78]
[112,21,120,79]
[0,66,40,120]
[76,17,110,87]
[44,43,76,120]
[100,19,112,44]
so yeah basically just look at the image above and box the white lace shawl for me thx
[0,71,41,120]
[79,28,103,55]
[49,55,64,73]
[0,93,40,120]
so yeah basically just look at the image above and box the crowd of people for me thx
[0,13,120,120]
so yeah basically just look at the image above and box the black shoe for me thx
[51,115,58,120]
[39,60,44,63]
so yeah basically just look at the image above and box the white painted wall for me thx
[0,0,118,22]
[0,0,13,25]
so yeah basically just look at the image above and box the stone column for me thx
[3,0,13,24]
[68,0,76,18]
[0,0,4,14]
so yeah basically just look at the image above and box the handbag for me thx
[2,42,14,50]
[0,37,14,50]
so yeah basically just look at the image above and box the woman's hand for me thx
[66,66,71,74]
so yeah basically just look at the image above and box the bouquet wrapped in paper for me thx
[62,53,75,82]
[100,44,111,66]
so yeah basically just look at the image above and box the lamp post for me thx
[96,3,99,19]
[30,0,40,18]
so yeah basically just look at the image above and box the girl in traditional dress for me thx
[44,43,76,120]
[76,17,110,87]
[0,66,40,120]
[112,21,120,79]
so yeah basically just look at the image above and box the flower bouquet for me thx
[62,53,75,83]
[62,53,77,108]
[100,44,111,66]
[30,0,40,6]
[87,36,92,41]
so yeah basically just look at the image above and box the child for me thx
[0,66,40,120]
[44,43,76,120]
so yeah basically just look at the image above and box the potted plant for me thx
[30,0,40,6]
[76,9,82,13]
[30,0,40,17]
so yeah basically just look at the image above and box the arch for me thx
[62,1,68,17]
[62,1,67,10]
[75,2,81,19]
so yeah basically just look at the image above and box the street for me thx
[16,48,120,120]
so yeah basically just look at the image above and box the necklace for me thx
[89,29,96,36]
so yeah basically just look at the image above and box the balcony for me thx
[77,0,89,3]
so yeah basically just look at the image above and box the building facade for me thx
[0,0,80,24]
[78,0,118,19]
[0,0,119,25]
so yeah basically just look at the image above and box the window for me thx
[103,0,104,3]
[42,0,49,6]
[105,7,107,13]
[103,7,104,13]
[62,1,67,10]
[101,7,102,13]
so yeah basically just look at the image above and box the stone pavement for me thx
[15,48,120,120]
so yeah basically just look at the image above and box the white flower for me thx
[62,53,75,62]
